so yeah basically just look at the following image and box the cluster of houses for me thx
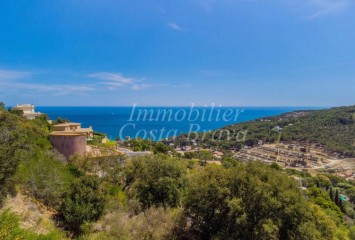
[233,143,331,168]
[14,103,95,158]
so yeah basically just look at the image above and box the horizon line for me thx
[29,105,330,108]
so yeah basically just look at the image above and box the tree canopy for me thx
[185,162,340,240]
[124,154,187,209]
[175,105,355,156]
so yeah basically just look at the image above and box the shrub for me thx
[184,162,339,239]
[59,175,105,235]
[0,108,50,205]
[86,207,184,240]
[16,151,73,209]
[124,155,187,209]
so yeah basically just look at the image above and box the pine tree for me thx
[335,189,341,206]
[329,186,334,201]
[335,189,345,211]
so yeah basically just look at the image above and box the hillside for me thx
[174,105,355,157]
[2,103,355,239]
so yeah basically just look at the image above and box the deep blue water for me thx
[37,106,320,140]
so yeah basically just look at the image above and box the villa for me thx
[52,122,94,138]
[50,122,94,158]
[13,104,43,120]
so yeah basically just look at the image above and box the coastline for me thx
[36,106,322,140]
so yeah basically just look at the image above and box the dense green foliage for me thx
[183,150,214,160]
[16,150,74,209]
[55,117,69,124]
[185,163,339,239]
[59,176,105,235]
[124,155,187,209]
[87,132,107,145]
[0,107,50,205]
[2,103,355,239]
[124,138,173,154]
[176,105,355,156]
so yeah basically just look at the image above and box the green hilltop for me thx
[176,105,355,157]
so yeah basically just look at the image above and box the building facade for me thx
[50,132,87,158]
[13,104,43,119]
[52,122,94,138]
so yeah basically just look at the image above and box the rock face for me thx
[50,133,86,158]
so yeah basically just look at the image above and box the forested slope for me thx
[177,105,355,156]
[1,103,355,239]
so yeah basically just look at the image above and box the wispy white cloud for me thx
[0,81,94,96]
[306,0,350,19]
[88,72,134,85]
[13,83,95,96]
[131,83,151,90]
[88,72,149,90]
[167,23,183,31]
[189,0,351,20]
[0,68,152,97]
[0,69,33,80]
[0,68,94,96]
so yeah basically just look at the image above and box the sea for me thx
[37,106,320,141]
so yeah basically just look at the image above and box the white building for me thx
[13,104,43,120]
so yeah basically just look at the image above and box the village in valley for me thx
[172,141,355,180]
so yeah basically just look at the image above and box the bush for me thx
[59,175,105,235]
[16,151,73,209]
[124,155,187,209]
[0,108,50,205]
[184,162,339,239]
[349,225,355,240]
[86,207,184,240]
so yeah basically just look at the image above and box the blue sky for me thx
[0,0,354,106]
